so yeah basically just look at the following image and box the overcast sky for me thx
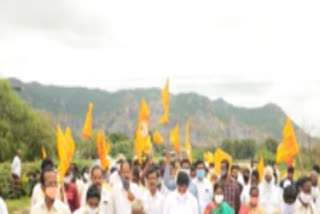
[1,0,319,136]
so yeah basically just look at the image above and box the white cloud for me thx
[0,0,320,136]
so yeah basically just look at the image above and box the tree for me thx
[265,137,278,153]
[0,80,55,161]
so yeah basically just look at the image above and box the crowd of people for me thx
[1,150,320,214]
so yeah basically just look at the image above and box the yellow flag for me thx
[257,154,264,183]
[65,126,75,164]
[56,125,69,183]
[203,152,214,165]
[82,101,93,139]
[214,148,232,174]
[152,129,164,145]
[134,98,151,164]
[158,79,169,124]
[169,124,180,153]
[41,146,47,159]
[96,129,111,170]
[276,117,299,163]
[184,120,192,163]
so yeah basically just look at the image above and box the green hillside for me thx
[8,78,304,146]
[0,79,55,161]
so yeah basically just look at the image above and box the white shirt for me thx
[240,183,250,204]
[111,182,143,214]
[30,199,71,214]
[159,181,169,197]
[194,178,213,212]
[162,190,199,214]
[109,171,121,187]
[259,181,281,214]
[81,185,113,214]
[312,186,320,213]
[11,155,21,177]
[143,190,164,214]
[31,183,43,207]
[0,197,8,214]
[294,198,316,214]
[31,183,66,207]
[73,207,103,214]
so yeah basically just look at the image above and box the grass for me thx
[5,196,30,213]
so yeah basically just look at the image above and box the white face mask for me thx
[86,205,99,214]
[84,173,89,181]
[300,192,312,204]
[215,194,224,204]
[63,174,72,184]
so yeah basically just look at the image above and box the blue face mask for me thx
[196,169,205,179]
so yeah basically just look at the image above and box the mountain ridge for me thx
[8,78,311,146]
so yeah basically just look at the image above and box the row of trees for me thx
[220,137,278,160]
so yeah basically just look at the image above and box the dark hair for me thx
[313,165,320,174]
[287,166,295,174]
[296,176,311,189]
[221,159,229,171]
[251,170,259,181]
[91,165,102,177]
[110,167,117,174]
[243,168,250,174]
[214,183,224,192]
[231,165,240,171]
[41,158,54,171]
[71,163,78,173]
[81,166,89,176]
[146,166,158,179]
[249,186,259,195]
[86,184,101,202]
[177,171,189,186]
[283,185,297,203]
[195,160,205,168]
[40,166,55,185]
[132,166,140,179]
[180,159,191,168]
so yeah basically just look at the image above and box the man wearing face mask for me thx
[78,167,90,200]
[281,185,297,214]
[219,159,240,213]
[30,167,71,214]
[163,151,198,198]
[310,170,320,211]
[74,184,102,214]
[294,176,316,213]
[194,160,213,212]
[63,168,80,212]
[258,166,281,214]
[240,168,251,204]
[163,171,199,214]
[111,161,142,214]
[81,165,113,214]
